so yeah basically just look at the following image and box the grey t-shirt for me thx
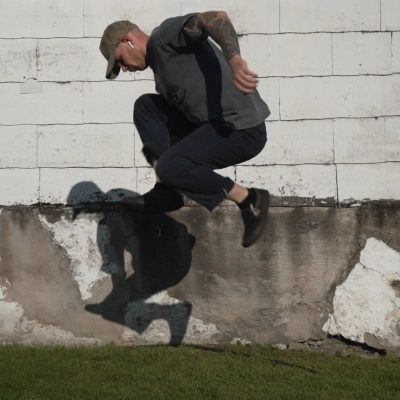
[146,13,271,130]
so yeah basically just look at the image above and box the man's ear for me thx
[121,35,131,44]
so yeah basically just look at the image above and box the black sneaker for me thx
[121,183,184,214]
[241,188,270,248]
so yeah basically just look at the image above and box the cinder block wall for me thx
[1,0,400,206]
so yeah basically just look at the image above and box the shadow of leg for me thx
[85,209,196,344]
[124,299,192,344]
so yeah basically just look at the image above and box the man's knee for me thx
[133,94,153,119]
[156,155,183,186]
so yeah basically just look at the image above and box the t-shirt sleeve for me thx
[158,13,205,49]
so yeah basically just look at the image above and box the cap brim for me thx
[105,47,120,80]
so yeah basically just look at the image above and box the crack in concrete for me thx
[359,259,400,286]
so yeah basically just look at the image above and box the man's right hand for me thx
[228,55,259,95]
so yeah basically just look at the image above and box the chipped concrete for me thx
[1,202,400,349]
[39,212,118,300]
[0,279,7,300]
[324,238,400,349]
[0,280,101,345]
[0,298,101,345]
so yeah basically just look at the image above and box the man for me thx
[100,12,271,247]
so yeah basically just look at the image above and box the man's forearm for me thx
[184,11,240,60]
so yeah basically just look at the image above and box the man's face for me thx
[114,42,146,73]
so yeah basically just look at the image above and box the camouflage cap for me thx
[100,20,137,80]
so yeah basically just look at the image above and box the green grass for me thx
[0,344,399,399]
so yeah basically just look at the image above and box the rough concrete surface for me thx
[1,201,400,351]
[324,202,400,352]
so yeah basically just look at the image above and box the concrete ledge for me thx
[1,202,400,350]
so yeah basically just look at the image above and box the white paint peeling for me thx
[272,343,288,350]
[38,213,118,300]
[324,238,400,347]
[0,299,101,345]
[231,338,253,345]
[123,291,229,344]
[0,285,7,300]
[0,261,7,299]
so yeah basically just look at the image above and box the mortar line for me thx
[38,164,41,204]
[4,71,400,84]
[278,0,281,33]
[333,121,340,208]
[135,164,139,194]
[391,32,393,74]
[2,115,400,128]
[83,0,85,37]
[384,116,388,163]
[5,160,396,170]
[278,77,281,120]
[36,125,39,169]
[4,30,400,39]
[82,80,85,127]
[35,38,39,80]
[331,33,333,75]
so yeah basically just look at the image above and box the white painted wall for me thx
[0,0,399,205]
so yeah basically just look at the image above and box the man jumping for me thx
[100,11,271,247]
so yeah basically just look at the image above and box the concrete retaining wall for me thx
[1,201,400,351]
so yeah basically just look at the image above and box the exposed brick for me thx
[241,120,334,166]
[280,76,382,120]
[0,169,39,205]
[83,81,156,123]
[0,39,37,82]
[392,33,400,74]
[137,165,236,196]
[237,165,337,199]
[137,167,154,194]
[181,0,280,34]
[381,75,400,116]
[381,0,400,31]
[257,78,279,121]
[0,126,37,168]
[241,33,332,77]
[39,168,136,204]
[38,124,134,168]
[134,68,155,81]
[0,1,84,38]
[134,127,147,168]
[84,0,181,37]
[333,33,392,75]
[38,39,105,82]
[334,118,385,163]
[384,117,400,162]
[0,83,83,125]
[280,0,380,33]
[337,163,400,203]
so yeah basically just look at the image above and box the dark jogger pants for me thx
[134,94,267,211]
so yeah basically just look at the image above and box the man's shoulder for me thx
[158,13,197,30]
[155,14,197,41]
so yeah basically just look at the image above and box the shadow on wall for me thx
[67,182,195,345]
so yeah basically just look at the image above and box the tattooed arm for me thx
[184,11,258,94]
